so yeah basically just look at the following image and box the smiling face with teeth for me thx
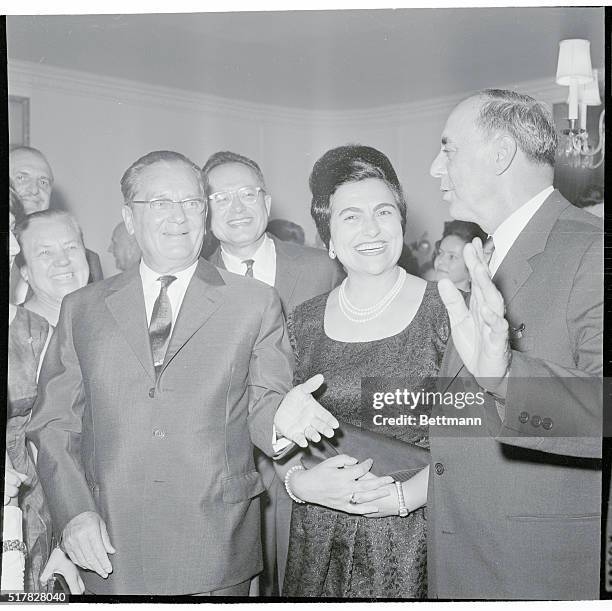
[207,162,271,257]
[122,160,206,274]
[329,177,404,277]
[19,214,89,306]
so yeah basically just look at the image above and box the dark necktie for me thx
[483,236,496,269]
[243,259,255,278]
[149,275,177,370]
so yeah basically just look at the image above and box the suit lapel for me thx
[105,268,156,381]
[161,259,226,373]
[493,191,568,306]
[209,247,226,270]
[271,235,300,309]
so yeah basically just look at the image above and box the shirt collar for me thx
[221,233,274,267]
[139,258,199,287]
[490,185,554,275]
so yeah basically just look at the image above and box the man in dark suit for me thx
[427,90,602,599]
[203,151,343,594]
[27,150,342,595]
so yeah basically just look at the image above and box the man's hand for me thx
[61,511,115,579]
[438,238,511,396]
[274,374,339,447]
[4,452,27,505]
[40,547,85,594]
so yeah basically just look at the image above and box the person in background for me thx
[4,189,83,594]
[9,147,103,304]
[279,144,449,598]
[573,183,604,219]
[203,150,344,595]
[14,210,90,328]
[432,220,486,292]
[108,221,142,272]
[266,218,305,245]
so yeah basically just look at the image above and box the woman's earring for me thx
[329,246,336,259]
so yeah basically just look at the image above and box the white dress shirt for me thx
[489,185,554,277]
[221,234,277,286]
[140,259,198,326]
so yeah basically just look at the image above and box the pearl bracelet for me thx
[284,465,306,504]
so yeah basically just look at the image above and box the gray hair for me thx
[13,209,84,268]
[120,151,204,203]
[475,89,558,167]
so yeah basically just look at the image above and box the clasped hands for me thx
[437,237,511,398]
[289,454,401,518]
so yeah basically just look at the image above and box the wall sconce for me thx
[556,39,605,169]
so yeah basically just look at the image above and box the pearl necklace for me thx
[338,267,406,323]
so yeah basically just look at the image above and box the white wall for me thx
[8,60,565,278]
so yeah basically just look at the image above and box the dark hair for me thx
[266,219,305,245]
[201,151,266,194]
[9,187,26,225]
[120,151,203,203]
[14,209,84,269]
[434,220,487,260]
[310,144,407,248]
[575,183,604,209]
[475,89,558,167]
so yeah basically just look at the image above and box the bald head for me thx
[108,222,142,271]
[10,147,54,214]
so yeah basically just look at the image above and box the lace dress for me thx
[283,283,448,598]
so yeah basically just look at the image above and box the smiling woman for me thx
[276,145,450,598]
[14,210,90,327]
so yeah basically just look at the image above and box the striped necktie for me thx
[149,275,176,371]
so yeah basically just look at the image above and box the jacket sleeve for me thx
[26,294,99,534]
[495,233,602,458]
[246,287,294,456]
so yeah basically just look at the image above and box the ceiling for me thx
[6,8,605,111]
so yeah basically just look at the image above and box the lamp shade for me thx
[556,39,593,85]
[580,69,601,105]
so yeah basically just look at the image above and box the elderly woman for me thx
[5,192,83,593]
[14,210,89,327]
[433,220,486,292]
[279,145,449,597]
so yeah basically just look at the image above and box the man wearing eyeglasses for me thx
[27,150,341,596]
[203,151,343,595]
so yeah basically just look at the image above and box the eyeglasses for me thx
[208,186,265,208]
[129,198,206,212]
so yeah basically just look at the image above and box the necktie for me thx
[149,275,176,370]
[243,259,255,278]
[483,236,496,270]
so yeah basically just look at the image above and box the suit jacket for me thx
[27,259,293,595]
[428,191,603,600]
[208,234,344,315]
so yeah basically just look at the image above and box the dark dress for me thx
[282,282,449,598]
[6,306,52,592]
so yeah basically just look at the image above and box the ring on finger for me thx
[349,492,358,505]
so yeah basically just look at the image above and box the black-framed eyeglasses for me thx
[208,186,265,208]
[129,198,206,212]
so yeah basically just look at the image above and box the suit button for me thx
[518,411,530,424]
[148,388,155,398]
[153,429,165,439]
[531,415,542,428]
[542,417,553,430]
[434,462,445,475]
